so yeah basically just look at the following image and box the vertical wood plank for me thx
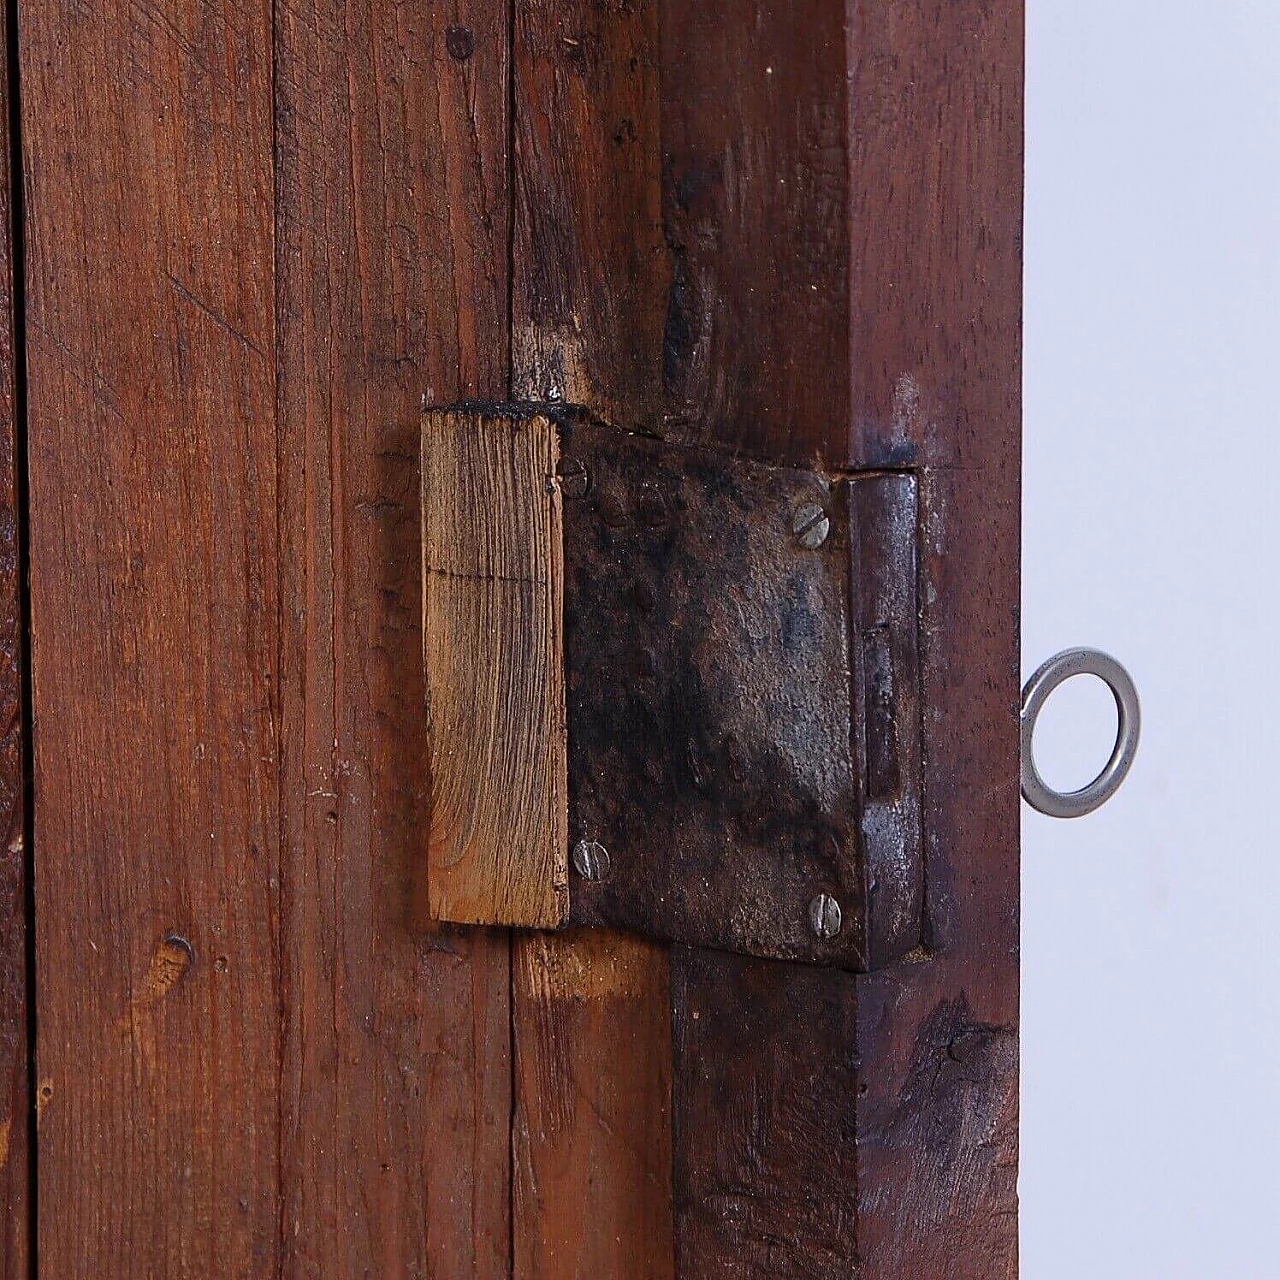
[512,0,667,426]
[650,5,866,1275]
[514,931,673,1278]
[848,2,1023,1274]
[422,410,568,928]
[511,0,675,1274]
[20,0,281,1270]
[0,18,26,1276]
[273,0,514,1272]
[659,0,851,464]
[671,949,857,1279]
[662,1,1022,1276]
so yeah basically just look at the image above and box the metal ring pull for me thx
[1020,648,1140,818]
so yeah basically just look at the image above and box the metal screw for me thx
[572,839,611,882]
[558,457,590,500]
[792,501,830,549]
[809,892,843,940]
[637,482,668,527]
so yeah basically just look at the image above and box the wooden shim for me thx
[423,410,568,928]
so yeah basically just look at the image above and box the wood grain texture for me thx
[661,1,1023,1275]
[273,0,514,1272]
[23,0,517,1272]
[514,930,673,1279]
[671,948,857,1280]
[423,410,568,928]
[512,0,666,427]
[848,2,1023,1274]
[0,22,26,1277]
[511,0,675,1270]
[634,6,866,1273]
[659,0,851,465]
[20,0,281,1270]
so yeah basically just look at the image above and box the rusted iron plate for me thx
[560,415,922,969]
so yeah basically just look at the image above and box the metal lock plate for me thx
[422,407,924,972]
[560,418,922,970]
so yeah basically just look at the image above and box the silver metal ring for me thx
[1020,648,1140,819]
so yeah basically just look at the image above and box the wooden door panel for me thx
[272,0,513,1271]
[12,0,1022,1272]
[21,0,281,1269]
[20,0,515,1272]
[0,16,27,1277]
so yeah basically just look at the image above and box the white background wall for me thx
[1023,2,1280,1274]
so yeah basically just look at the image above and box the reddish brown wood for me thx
[21,0,281,1269]
[515,0,1020,1272]
[663,1,1023,1274]
[15,0,1019,1270]
[512,0,666,428]
[511,0,676,1270]
[847,2,1023,1273]
[273,1,513,1272]
[514,930,673,1279]
[0,22,26,1277]
[22,0,515,1272]
[659,0,852,466]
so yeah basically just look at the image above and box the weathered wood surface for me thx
[0,21,27,1277]
[423,410,568,928]
[510,0,676,1270]
[16,0,1020,1272]
[273,2,514,1271]
[514,930,673,1279]
[672,948,858,1279]
[847,3,1023,1274]
[21,0,281,1268]
[515,0,1022,1275]
[22,0,515,1273]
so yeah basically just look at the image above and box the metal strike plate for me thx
[422,406,924,972]
[560,417,922,970]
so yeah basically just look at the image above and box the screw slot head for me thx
[557,457,590,500]
[808,892,843,940]
[792,501,830,549]
[572,839,611,882]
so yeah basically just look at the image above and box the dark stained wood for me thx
[273,1,513,1272]
[847,0,1023,1272]
[511,0,676,1269]
[0,21,26,1277]
[512,0,667,428]
[20,0,281,1270]
[659,0,851,465]
[514,930,673,1279]
[671,948,858,1279]
[662,0,1023,1275]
